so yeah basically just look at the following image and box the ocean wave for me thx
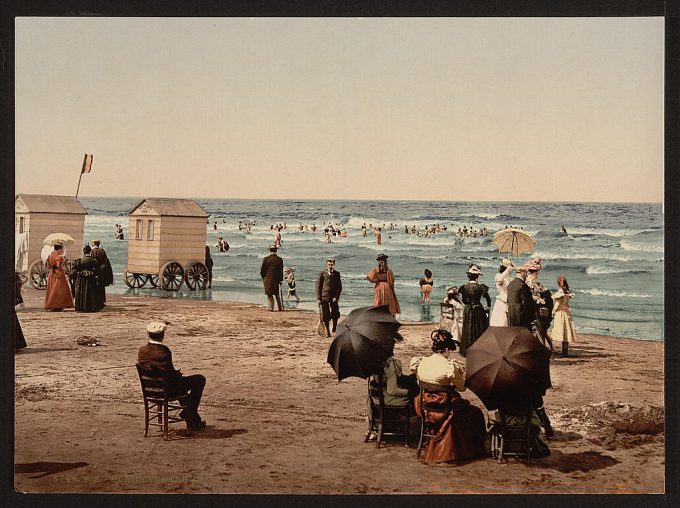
[535,251,632,262]
[565,227,646,237]
[620,239,664,253]
[585,265,647,275]
[578,288,652,298]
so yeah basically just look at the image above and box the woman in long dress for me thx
[410,330,486,464]
[458,264,491,357]
[72,245,103,312]
[367,254,400,316]
[551,275,577,357]
[489,258,514,326]
[442,287,464,342]
[44,244,73,311]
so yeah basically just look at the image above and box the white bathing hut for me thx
[15,193,87,289]
[124,198,209,291]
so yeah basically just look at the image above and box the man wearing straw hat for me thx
[316,258,342,338]
[260,245,284,311]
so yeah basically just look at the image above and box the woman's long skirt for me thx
[74,275,102,312]
[460,305,489,356]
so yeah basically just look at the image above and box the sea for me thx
[77,198,664,342]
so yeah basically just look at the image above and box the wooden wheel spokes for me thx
[124,269,148,288]
[160,262,184,291]
[185,262,209,291]
[28,259,48,290]
[147,274,159,288]
[63,260,74,277]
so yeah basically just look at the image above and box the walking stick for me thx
[279,282,284,311]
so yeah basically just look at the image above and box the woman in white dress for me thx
[489,258,514,326]
[442,287,464,341]
[551,275,577,357]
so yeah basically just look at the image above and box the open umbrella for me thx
[326,305,401,381]
[42,233,75,246]
[492,228,535,257]
[464,326,551,410]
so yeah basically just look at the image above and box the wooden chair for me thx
[364,375,412,448]
[416,381,459,458]
[135,363,191,440]
[488,408,534,463]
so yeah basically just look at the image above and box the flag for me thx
[81,153,93,174]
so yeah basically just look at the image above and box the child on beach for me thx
[285,268,300,302]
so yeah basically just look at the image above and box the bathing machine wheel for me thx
[28,259,48,290]
[123,268,148,288]
[160,261,184,291]
[184,262,209,290]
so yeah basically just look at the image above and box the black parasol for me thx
[326,305,401,381]
[464,326,551,410]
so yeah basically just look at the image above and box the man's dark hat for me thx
[376,253,388,261]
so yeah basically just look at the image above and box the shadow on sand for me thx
[15,461,89,479]
[530,450,620,473]
[174,426,248,440]
[15,347,78,354]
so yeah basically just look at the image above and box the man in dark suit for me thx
[137,322,207,430]
[316,258,342,337]
[506,265,535,329]
[260,245,284,311]
[91,240,114,305]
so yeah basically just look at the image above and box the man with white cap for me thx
[138,322,207,430]
[316,258,342,337]
[260,245,284,311]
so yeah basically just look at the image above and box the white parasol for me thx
[491,228,535,257]
[42,233,75,246]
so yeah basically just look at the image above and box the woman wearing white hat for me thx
[489,259,514,327]
[458,264,491,357]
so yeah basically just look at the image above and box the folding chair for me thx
[364,375,412,448]
[488,408,534,462]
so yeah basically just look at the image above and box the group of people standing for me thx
[43,240,114,313]
[493,257,577,357]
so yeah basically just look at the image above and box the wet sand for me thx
[14,288,664,494]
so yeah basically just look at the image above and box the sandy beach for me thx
[14,288,664,494]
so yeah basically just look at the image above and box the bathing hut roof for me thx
[128,198,208,218]
[15,194,87,214]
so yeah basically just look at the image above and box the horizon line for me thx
[73,195,663,206]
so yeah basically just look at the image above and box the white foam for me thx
[585,265,643,275]
[620,239,664,253]
[578,288,652,298]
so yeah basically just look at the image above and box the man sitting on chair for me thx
[138,322,207,430]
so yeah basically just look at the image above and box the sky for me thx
[15,17,664,202]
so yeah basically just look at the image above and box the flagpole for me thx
[75,172,83,198]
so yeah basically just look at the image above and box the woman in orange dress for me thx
[367,254,400,316]
[44,244,73,311]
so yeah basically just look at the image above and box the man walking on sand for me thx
[316,258,342,338]
[260,245,284,311]
[138,322,207,430]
